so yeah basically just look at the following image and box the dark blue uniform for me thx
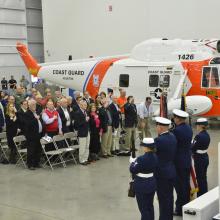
[155,132,177,220]
[192,130,210,197]
[130,152,158,220]
[173,123,193,214]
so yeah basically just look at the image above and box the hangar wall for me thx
[42,0,220,62]
[0,0,44,84]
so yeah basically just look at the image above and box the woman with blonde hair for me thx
[5,103,19,163]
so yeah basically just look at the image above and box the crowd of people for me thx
[0,80,211,220]
[0,82,152,168]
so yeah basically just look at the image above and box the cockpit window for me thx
[149,75,159,87]
[202,67,219,88]
[159,75,170,87]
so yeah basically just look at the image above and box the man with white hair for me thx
[57,98,73,133]
[74,100,90,165]
[73,91,81,105]
[24,99,43,170]
[109,95,121,154]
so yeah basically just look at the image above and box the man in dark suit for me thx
[57,98,73,133]
[24,99,43,170]
[99,99,113,157]
[109,95,121,154]
[74,100,90,165]
[71,96,82,119]
[124,96,137,151]
[17,100,28,134]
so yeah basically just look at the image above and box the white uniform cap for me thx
[141,138,155,148]
[196,118,208,125]
[172,109,189,118]
[155,117,171,126]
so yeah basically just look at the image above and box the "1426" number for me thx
[178,54,194,60]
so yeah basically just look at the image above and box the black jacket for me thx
[124,103,137,128]
[24,110,42,141]
[109,103,120,129]
[74,109,89,137]
[99,107,109,133]
[89,113,101,135]
[57,107,72,133]
[17,108,26,134]
[36,103,43,115]
[5,114,18,137]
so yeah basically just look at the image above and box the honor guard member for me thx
[130,138,158,220]
[172,109,193,216]
[192,118,210,197]
[154,117,177,220]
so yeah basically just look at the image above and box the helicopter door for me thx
[147,67,171,104]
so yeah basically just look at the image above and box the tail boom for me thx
[16,42,41,77]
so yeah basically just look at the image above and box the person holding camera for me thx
[124,96,137,151]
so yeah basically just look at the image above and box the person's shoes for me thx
[95,155,100,160]
[111,150,116,155]
[1,159,9,164]
[173,211,182,216]
[102,155,108,158]
[115,149,120,154]
[80,162,88,166]
[28,166,36,170]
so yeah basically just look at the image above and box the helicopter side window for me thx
[202,67,219,88]
[159,75,170,87]
[149,75,159,87]
[202,67,211,88]
[119,74,129,87]
[210,67,219,87]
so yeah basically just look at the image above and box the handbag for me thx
[128,180,135,198]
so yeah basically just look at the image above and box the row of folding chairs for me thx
[41,132,79,170]
[0,132,79,171]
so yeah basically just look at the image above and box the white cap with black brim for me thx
[140,138,156,148]
[155,117,171,126]
[172,109,189,118]
[195,118,208,126]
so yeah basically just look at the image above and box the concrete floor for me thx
[0,125,219,220]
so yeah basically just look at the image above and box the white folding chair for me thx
[40,137,66,170]
[64,132,79,164]
[0,132,9,162]
[13,135,27,168]
[53,134,77,165]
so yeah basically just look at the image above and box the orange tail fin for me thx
[16,42,41,77]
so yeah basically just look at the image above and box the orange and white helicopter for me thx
[16,38,220,117]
